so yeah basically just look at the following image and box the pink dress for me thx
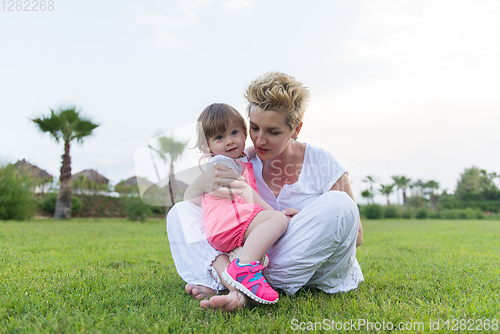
[202,156,265,253]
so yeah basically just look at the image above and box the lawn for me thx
[1,218,499,333]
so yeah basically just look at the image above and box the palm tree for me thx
[149,135,188,206]
[32,107,99,219]
[413,179,426,208]
[425,180,440,210]
[363,175,377,194]
[379,184,395,205]
[392,175,412,206]
[361,189,373,205]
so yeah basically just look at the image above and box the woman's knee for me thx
[167,202,202,222]
[166,201,203,242]
[319,191,358,219]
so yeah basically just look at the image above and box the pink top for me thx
[202,156,265,253]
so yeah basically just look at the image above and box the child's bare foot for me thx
[200,290,248,311]
[185,284,216,300]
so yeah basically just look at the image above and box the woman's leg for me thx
[167,201,252,310]
[167,202,256,311]
[264,191,364,295]
[166,202,225,292]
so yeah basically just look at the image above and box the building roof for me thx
[72,169,109,184]
[13,159,53,181]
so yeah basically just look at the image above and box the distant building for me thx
[115,176,188,205]
[114,176,152,196]
[13,159,53,194]
[72,169,110,195]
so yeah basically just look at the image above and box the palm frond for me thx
[31,109,64,141]
[32,106,99,144]
[72,119,100,144]
[157,136,189,163]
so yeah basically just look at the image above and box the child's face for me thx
[207,122,246,159]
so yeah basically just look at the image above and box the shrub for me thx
[415,209,429,219]
[444,210,458,219]
[383,205,401,219]
[464,208,477,219]
[364,204,383,219]
[401,210,414,219]
[438,197,500,213]
[151,205,166,215]
[429,211,442,219]
[72,196,82,215]
[457,210,467,219]
[123,197,152,222]
[0,165,36,220]
[41,193,83,216]
[40,193,56,213]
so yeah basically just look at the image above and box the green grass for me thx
[1,219,499,333]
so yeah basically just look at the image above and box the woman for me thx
[167,71,364,311]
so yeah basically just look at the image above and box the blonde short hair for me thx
[195,103,247,153]
[245,71,310,129]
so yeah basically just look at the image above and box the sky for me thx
[1,0,499,204]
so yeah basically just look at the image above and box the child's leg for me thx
[238,210,288,264]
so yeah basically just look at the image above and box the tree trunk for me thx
[386,194,390,206]
[416,187,422,208]
[168,162,176,206]
[402,188,407,206]
[431,192,437,210]
[54,141,72,219]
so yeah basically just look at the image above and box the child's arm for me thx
[237,182,274,211]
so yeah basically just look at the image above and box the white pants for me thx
[166,190,364,295]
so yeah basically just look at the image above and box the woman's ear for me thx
[293,122,303,139]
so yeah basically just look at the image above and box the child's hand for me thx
[281,208,299,221]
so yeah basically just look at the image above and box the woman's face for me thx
[249,105,298,160]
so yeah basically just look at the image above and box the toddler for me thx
[195,103,292,304]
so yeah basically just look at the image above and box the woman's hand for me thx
[281,208,300,222]
[183,164,246,205]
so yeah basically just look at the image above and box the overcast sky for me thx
[1,0,499,204]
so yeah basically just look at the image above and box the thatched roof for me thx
[115,176,187,191]
[13,159,53,181]
[123,176,153,188]
[72,169,109,184]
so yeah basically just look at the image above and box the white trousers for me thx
[166,190,364,295]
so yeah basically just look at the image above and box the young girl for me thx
[195,103,291,304]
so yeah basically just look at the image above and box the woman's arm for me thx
[330,173,363,247]
[183,165,246,206]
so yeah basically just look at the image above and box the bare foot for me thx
[185,284,216,300]
[200,290,248,311]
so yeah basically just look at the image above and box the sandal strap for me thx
[249,264,264,273]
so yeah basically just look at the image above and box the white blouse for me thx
[250,143,347,211]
